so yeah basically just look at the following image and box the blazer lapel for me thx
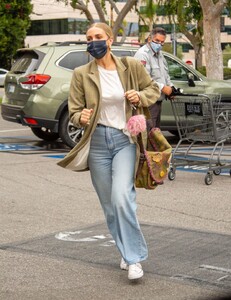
[88,60,101,92]
[113,55,130,92]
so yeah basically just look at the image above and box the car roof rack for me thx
[57,41,87,46]
[39,41,142,47]
[40,42,62,46]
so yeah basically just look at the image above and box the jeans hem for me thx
[126,255,148,265]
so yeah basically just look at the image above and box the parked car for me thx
[1,42,231,147]
[0,68,8,87]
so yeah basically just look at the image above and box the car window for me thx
[0,70,7,75]
[11,51,43,74]
[58,51,89,70]
[164,55,200,82]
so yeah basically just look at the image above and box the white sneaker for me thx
[120,258,128,271]
[128,263,143,280]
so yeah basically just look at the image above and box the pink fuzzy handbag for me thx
[127,115,172,190]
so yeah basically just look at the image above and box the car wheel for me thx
[31,127,59,141]
[59,110,84,148]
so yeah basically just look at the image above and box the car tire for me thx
[59,110,84,148]
[31,127,59,141]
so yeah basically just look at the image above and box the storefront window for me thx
[27,19,68,35]
[68,19,90,34]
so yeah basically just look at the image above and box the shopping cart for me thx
[168,94,231,185]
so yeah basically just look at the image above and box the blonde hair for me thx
[87,22,114,39]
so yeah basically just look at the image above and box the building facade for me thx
[26,0,231,66]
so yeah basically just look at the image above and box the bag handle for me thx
[131,107,146,154]
[137,132,145,154]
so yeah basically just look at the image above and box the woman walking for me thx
[58,22,160,280]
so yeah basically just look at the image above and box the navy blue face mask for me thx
[87,40,108,59]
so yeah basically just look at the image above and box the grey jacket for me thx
[134,44,173,101]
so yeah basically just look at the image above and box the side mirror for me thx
[187,73,195,87]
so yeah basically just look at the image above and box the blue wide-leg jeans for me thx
[88,125,148,265]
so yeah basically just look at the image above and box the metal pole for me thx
[172,24,177,56]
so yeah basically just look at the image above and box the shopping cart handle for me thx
[167,86,184,99]
[167,87,206,99]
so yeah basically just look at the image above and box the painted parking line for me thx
[177,166,230,175]
[174,147,231,155]
[55,230,115,246]
[0,143,42,151]
[173,152,231,175]
[43,154,65,159]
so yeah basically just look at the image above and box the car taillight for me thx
[20,74,51,90]
[23,118,38,125]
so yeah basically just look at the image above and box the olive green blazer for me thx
[57,54,160,174]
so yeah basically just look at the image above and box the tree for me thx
[0,1,33,69]
[58,0,138,42]
[159,0,231,79]
[158,0,204,69]
[198,0,230,79]
[139,0,158,32]
[137,0,158,43]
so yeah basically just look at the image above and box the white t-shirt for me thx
[97,65,126,129]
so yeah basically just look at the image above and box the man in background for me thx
[134,27,173,130]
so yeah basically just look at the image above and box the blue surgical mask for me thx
[87,40,108,59]
[150,42,162,53]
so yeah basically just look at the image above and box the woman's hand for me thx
[125,90,140,106]
[80,108,93,125]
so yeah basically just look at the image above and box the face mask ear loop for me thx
[149,42,155,55]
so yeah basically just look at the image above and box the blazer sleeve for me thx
[68,68,86,128]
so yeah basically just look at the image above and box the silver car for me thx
[0,68,9,87]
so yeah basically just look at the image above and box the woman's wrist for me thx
[135,91,141,106]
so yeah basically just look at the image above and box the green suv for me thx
[2,42,231,147]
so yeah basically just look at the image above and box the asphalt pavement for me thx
[0,107,231,300]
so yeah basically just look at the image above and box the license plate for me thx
[185,102,203,116]
[7,84,15,93]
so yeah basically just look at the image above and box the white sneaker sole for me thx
[128,269,144,280]
[128,263,144,280]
